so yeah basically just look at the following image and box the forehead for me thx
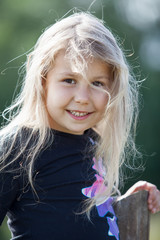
[52,50,111,78]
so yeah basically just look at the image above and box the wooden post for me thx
[113,190,150,240]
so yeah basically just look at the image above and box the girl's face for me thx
[44,51,111,135]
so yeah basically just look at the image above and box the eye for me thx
[63,79,76,84]
[92,81,105,87]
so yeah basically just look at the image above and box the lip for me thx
[66,110,92,120]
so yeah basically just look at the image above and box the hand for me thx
[123,181,160,214]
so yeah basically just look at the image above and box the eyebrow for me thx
[92,76,110,81]
[59,72,80,77]
[59,72,110,80]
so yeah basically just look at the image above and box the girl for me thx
[0,12,160,240]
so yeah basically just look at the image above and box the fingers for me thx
[124,181,160,214]
[148,186,160,214]
[124,181,148,196]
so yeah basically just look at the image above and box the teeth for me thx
[70,111,88,117]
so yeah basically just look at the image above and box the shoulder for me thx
[0,127,36,171]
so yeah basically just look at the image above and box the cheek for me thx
[46,87,73,110]
[94,93,109,112]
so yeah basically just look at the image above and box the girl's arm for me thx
[0,170,20,225]
[122,181,160,214]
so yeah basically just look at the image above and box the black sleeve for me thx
[0,169,20,225]
[0,129,33,225]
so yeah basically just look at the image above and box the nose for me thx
[74,84,90,104]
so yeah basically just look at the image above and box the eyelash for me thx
[62,79,105,88]
[63,79,76,84]
[92,81,105,87]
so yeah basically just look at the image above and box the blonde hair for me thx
[0,12,140,215]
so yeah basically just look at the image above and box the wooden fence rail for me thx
[113,190,150,240]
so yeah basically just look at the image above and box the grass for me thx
[149,213,160,240]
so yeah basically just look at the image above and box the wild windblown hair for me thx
[0,12,140,215]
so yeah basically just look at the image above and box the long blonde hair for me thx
[0,12,140,214]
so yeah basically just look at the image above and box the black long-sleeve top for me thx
[0,129,118,240]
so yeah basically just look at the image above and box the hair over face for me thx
[0,12,140,215]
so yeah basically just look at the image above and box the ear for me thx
[41,77,48,103]
[41,76,47,88]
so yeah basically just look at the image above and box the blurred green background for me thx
[0,0,160,239]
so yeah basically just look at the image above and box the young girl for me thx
[0,12,160,240]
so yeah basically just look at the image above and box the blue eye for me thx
[92,81,104,87]
[63,79,76,84]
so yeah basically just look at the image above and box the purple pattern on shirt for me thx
[82,157,119,239]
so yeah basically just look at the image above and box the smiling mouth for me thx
[69,110,89,117]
